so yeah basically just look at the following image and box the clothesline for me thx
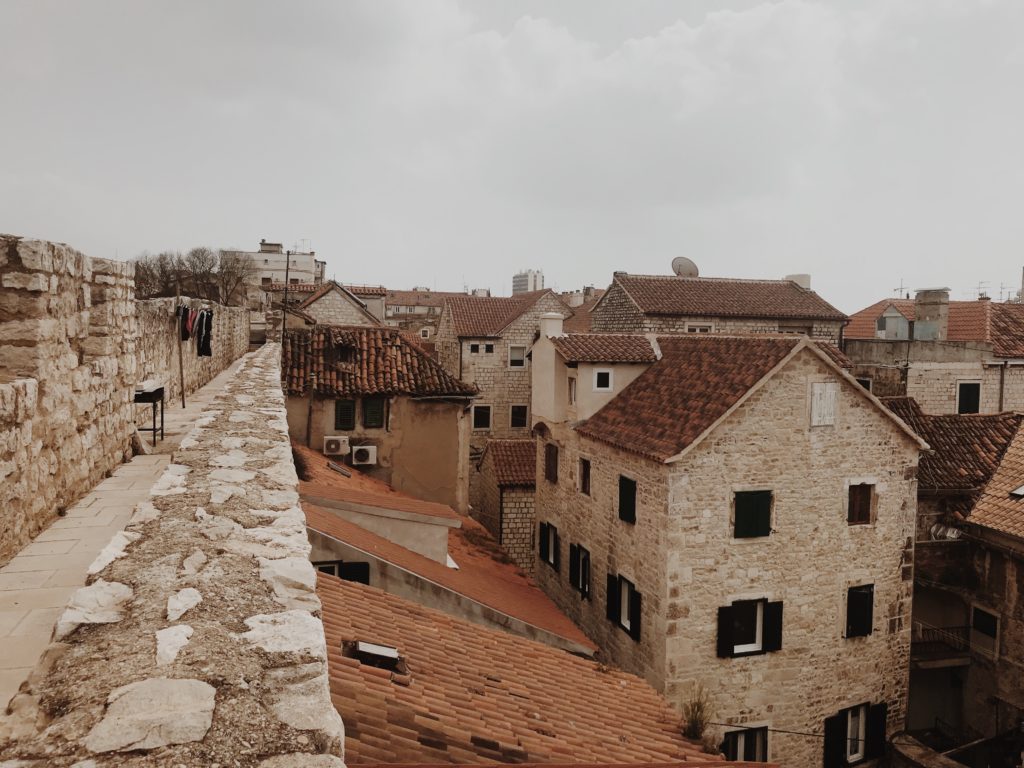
[174,304,215,357]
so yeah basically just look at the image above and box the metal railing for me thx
[912,620,970,652]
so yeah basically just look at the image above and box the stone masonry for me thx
[470,452,535,576]
[0,344,345,766]
[300,288,378,327]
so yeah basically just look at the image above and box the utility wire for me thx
[708,721,869,745]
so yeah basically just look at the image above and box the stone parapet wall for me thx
[0,344,345,766]
[0,236,137,565]
[135,296,250,407]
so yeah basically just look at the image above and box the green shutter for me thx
[363,397,386,428]
[334,399,356,431]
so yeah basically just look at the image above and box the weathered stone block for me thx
[2,272,48,292]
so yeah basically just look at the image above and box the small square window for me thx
[363,397,386,429]
[470,343,480,353]
[579,458,591,496]
[509,345,527,368]
[848,484,874,525]
[846,584,874,638]
[510,405,528,428]
[717,599,783,658]
[334,399,356,431]
[722,727,768,762]
[957,381,981,414]
[594,369,613,391]
[734,491,772,538]
[544,443,559,483]
[485,343,494,353]
[686,324,712,333]
[473,405,491,430]
[420,328,430,339]
[618,476,636,523]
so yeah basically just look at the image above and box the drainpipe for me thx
[306,372,317,448]
[999,360,1008,412]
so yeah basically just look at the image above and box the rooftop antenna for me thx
[1000,283,1015,302]
[892,279,908,297]
[975,280,990,299]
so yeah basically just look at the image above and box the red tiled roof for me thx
[306,504,594,650]
[817,342,853,369]
[294,442,460,521]
[882,398,1023,493]
[281,326,476,398]
[299,281,375,314]
[551,334,659,364]
[446,291,563,338]
[481,439,536,487]
[969,424,1024,538]
[562,297,600,333]
[317,573,714,764]
[345,284,388,297]
[387,289,470,308]
[577,336,801,461]
[989,303,1024,357]
[611,273,846,321]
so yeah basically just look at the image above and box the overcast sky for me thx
[3,1,1024,312]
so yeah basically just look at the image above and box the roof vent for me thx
[343,640,406,673]
[671,257,699,277]
[1010,485,1024,498]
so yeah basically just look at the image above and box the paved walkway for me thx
[0,358,246,708]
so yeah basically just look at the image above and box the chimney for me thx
[785,273,811,290]
[913,288,950,341]
[532,313,567,424]
[539,312,564,338]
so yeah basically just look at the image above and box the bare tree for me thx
[181,246,218,301]
[133,245,258,306]
[215,249,258,306]
[133,251,183,298]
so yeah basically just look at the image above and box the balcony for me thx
[911,620,971,669]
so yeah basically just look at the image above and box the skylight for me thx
[345,639,406,673]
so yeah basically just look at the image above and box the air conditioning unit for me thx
[323,436,350,456]
[351,444,378,466]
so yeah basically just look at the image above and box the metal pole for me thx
[283,250,291,320]
[175,280,186,408]
[306,372,317,448]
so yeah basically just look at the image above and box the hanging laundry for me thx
[197,309,214,357]
[175,305,191,341]
[186,308,199,337]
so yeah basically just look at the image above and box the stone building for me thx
[384,287,471,340]
[589,271,847,342]
[295,281,382,327]
[530,315,926,766]
[470,439,536,574]
[845,290,1024,414]
[882,397,1024,752]
[231,238,326,285]
[435,290,571,460]
[281,325,476,512]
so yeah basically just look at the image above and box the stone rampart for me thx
[136,296,250,406]
[0,236,137,565]
[0,344,345,766]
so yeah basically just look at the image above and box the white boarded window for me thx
[811,382,838,427]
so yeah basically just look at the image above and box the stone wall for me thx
[302,290,377,326]
[0,236,136,565]
[135,296,250,408]
[0,344,345,766]
[470,451,536,576]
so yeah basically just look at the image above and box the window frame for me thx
[469,343,480,354]
[578,457,591,496]
[568,375,577,405]
[722,725,769,762]
[811,381,838,427]
[509,404,529,429]
[538,522,560,572]
[484,343,494,353]
[733,490,773,539]
[606,573,642,641]
[593,368,613,392]
[732,599,765,654]
[717,598,783,658]
[847,483,875,526]
[472,404,492,431]
[508,344,527,369]
[686,323,713,334]
[334,398,356,431]
[846,703,867,763]
[970,604,999,658]
[419,328,430,339]
[957,380,981,414]
[568,543,591,598]
[845,583,875,638]
[362,397,387,429]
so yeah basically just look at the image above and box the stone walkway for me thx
[0,358,246,709]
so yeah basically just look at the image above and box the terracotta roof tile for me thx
[577,336,801,461]
[969,424,1024,538]
[294,442,460,521]
[306,503,594,649]
[882,397,1023,493]
[989,303,1024,357]
[446,291,564,338]
[612,273,845,321]
[281,326,476,399]
[298,280,379,318]
[318,573,715,764]
[345,284,388,297]
[562,296,602,333]
[480,439,536,487]
[551,334,659,364]
[817,341,853,369]
[847,298,1007,348]
[388,289,470,308]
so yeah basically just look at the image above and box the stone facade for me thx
[0,344,344,766]
[470,451,535,575]
[534,347,921,767]
[589,280,844,342]
[301,286,379,326]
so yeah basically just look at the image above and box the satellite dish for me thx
[671,257,699,277]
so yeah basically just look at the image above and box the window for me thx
[544,443,559,483]
[845,584,874,638]
[779,320,813,335]
[579,458,591,496]
[823,703,887,766]
[472,405,492,430]
[420,328,430,339]
[261,277,272,286]
[957,381,981,414]
[734,491,772,538]
[717,599,783,657]
[618,476,637,523]
[485,343,494,353]
[363,397,386,429]
[538,522,559,571]
[687,324,712,333]
[470,343,480,353]
[313,560,370,585]
[334,399,356,431]
[855,378,872,392]
[811,382,838,426]
[722,727,768,762]
[510,405,528,428]
[290,278,299,284]
[594,369,613,391]
[568,376,577,405]
[971,605,998,657]
[509,345,527,368]
[606,574,641,641]
[569,544,590,597]
[847,484,874,525]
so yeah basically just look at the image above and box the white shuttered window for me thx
[811,382,838,426]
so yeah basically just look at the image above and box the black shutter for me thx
[581,550,590,597]
[763,601,784,652]
[606,574,620,623]
[339,561,370,585]
[569,544,579,589]
[865,702,888,760]
[553,531,561,573]
[755,491,772,536]
[822,713,846,768]
[628,586,642,641]
[847,585,874,637]
[363,397,386,428]
[716,606,734,658]
[618,476,637,524]
[335,399,356,430]
[539,523,549,561]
